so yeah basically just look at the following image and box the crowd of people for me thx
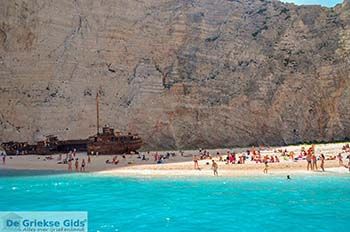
[56,149,89,172]
[2,143,350,176]
[186,144,350,175]
[72,143,350,175]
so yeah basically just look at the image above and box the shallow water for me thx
[0,170,349,232]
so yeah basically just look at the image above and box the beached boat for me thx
[86,93,143,155]
[35,135,88,155]
[0,93,143,155]
[0,141,36,155]
[87,126,143,155]
[1,136,88,155]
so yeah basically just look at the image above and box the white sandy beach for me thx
[1,142,349,177]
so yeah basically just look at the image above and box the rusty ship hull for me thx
[87,126,143,155]
[87,141,142,155]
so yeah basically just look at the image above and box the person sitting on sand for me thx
[219,156,223,162]
[111,156,119,164]
[212,160,218,176]
[157,156,164,164]
[238,155,244,164]
[75,159,79,172]
[80,159,86,172]
[263,155,268,163]
[320,154,325,172]
[275,155,280,163]
[193,155,200,170]
[263,161,269,174]
[289,151,295,160]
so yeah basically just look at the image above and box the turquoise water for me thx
[0,170,350,232]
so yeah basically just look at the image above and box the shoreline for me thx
[1,166,349,179]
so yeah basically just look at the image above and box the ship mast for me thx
[96,92,100,135]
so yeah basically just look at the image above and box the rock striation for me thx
[0,0,350,150]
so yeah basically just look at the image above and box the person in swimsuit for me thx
[68,160,72,171]
[306,153,312,171]
[88,155,91,164]
[212,160,218,176]
[312,154,318,171]
[337,153,343,166]
[320,154,325,172]
[75,159,79,172]
[263,161,269,174]
[193,155,200,170]
[80,159,86,172]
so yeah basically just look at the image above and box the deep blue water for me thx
[0,170,349,232]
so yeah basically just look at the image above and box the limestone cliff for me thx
[0,0,349,149]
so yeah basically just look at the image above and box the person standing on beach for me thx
[337,153,343,166]
[80,159,86,172]
[320,154,325,172]
[212,160,218,176]
[2,154,5,165]
[193,155,200,170]
[75,159,79,172]
[88,155,91,164]
[306,152,312,171]
[312,154,318,171]
[263,161,269,174]
[68,160,72,171]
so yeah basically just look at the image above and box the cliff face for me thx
[0,0,349,149]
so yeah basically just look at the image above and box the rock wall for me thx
[0,0,349,149]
